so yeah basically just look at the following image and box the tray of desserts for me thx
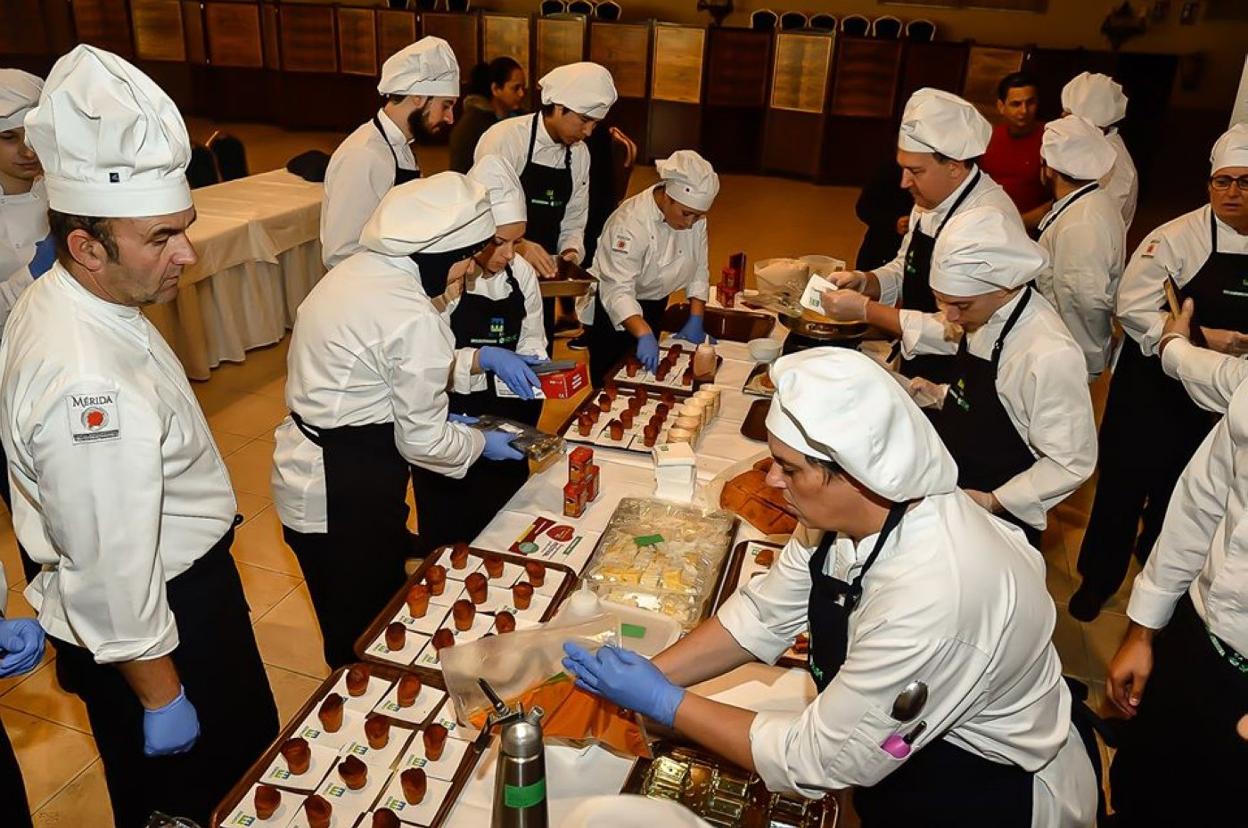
[355,544,577,684]
[559,382,727,455]
[742,362,775,397]
[608,342,722,394]
[212,662,480,828]
[621,740,837,827]
[711,540,808,669]
[538,256,596,298]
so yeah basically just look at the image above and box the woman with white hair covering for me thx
[563,348,1097,827]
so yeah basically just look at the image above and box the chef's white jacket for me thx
[1116,205,1248,356]
[272,250,485,534]
[589,185,709,330]
[320,110,418,269]
[900,290,1097,529]
[0,265,236,663]
[873,168,1023,306]
[1127,378,1248,656]
[0,178,47,334]
[716,495,1097,825]
[1161,340,1248,414]
[1101,129,1138,230]
[1035,184,1125,379]
[473,113,591,261]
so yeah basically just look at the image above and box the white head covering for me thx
[564,797,711,828]
[24,45,191,218]
[656,150,720,211]
[1041,115,1117,181]
[378,37,460,98]
[0,69,42,132]
[1211,123,1248,174]
[361,171,494,256]
[930,206,1047,297]
[539,62,618,120]
[467,154,526,226]
[766,349,958,501]
[1060,72,1127,128]
[898,88,991,161]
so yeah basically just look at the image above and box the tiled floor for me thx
[5,120,1138,824]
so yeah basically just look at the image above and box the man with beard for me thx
[320,37,459,269]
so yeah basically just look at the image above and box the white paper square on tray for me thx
[396,735,471,782]
[219,783,305,827]
[395,601,453,636]
[294,707,365,751]
[444,558,483,581]
[339,716,415,770]
[366,629,429,666]
[286,804,354,828]
[374,681,447,726]
[330,672,391,715]
[373,774,453,826]
[488,590,552,622]
[260,740,339,792]
[314,758,390,819]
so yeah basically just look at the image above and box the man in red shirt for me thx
[981,72,1050,230]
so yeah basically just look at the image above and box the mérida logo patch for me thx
[67,391,120,444]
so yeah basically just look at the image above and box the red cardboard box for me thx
[539,363,589,399]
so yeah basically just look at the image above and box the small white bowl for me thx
[748,338,782,363]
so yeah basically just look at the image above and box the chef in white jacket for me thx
[586,149,718,385]
[1035,114,1125,380]
[273,172,531,669]
[563,348,1097,827]
[1061,72,1139,229]
[0,69,53,336]
[321,37,459,268]
[0,45,277,827]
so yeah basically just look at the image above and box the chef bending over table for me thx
[564,348,1097,827]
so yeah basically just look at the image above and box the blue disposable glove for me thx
[673,314,716,345]
[562,643,685,727]
[26,235,56,279]
[635,333,661,373]
[482,428,525,461]
[479,347,542,400]
[448,413,479,425]
[143,687,200,756]
[0,618,45,677]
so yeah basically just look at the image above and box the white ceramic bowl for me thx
[748,338,783,363]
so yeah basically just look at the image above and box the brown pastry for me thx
[254,783,281,820]
[406,583,431,618]
[577,414,593,436]
[619,409,634,429]
[346,664,370,697]
[649,413,666,430]
[318,693,344,733]
[792,632,810,654]
[604,382,618,401]
[423,723,448,761]
[754,548,776,567]
[373,809,401,828]
[396,674,422,708]
[681,367,694,387]
[625,356,640,377]
[524,560,546,587]
[608,419,624,441]
[759,372,775,391]
[627,396,643,415]
[449,541,470,570]
[668,343,684,356]
[643,425,658,447]
[465,572,489,604]
[280,737,311,774]
[400,767,428,804]
[719,469,798,536]
[655,363,670,381]
[385,621,406,652]
[512,581,534,610]
[483,554,505,578]
[304,795,332,828]
[338,754,368,790]
[432,628,455,652]
[661,390,676,405]
[597,393,612,412]
[365,714,390,749]
[635,387,648,405]
[587,405,601,424]
[425,564,447,596]
[494,610,517,634]
[452,598,476,632]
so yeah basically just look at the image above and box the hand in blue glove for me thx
[0,618,45,677]
[635,333,661,373]
[673,314,716,345]
[479,347,542,400]
[448,413,479,425]
[27,235,57,279]
[143,687,200,756]
[562,643,685,728]
[482,428,525,461]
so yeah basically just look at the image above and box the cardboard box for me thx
[539,363,589,399]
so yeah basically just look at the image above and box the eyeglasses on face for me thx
[1210,175,1248,192]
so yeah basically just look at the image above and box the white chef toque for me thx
[898,88,991,161]
[656,150,720,211]
[1210,123,1248,175]
[539,62,618,120]
[360,171,495,256]
[1041,115,1117,181]
[0,68,42,132]
[467,154,527,226]
[930,206,1048,297]
[1060,72,1128,129]
[377,36,460,98]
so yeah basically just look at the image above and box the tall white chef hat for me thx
[1060,72,1127,128]
[378,36,460,98]
[930,206,1047,297]
[766,348,958,502]
[1210,123,1248,174]
[467,154,527,226]
[361,171,494,256]
[565,796,712,828]
[539,62,618,120]
[898,88,991,161]
[24,45,191,218]
[1041,115,1117,182]
[656,150,720,211]
[0,69,42,132]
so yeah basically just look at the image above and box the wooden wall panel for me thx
[650,25,704,104]
[536,16,586,80]
[279,5,337,74]
[830,39,902,118]
[705,28,771,108]
[261,3,279,69]
[0,0,50,55]
[963,46,1024,118]
[421,12,477,86]
[770,33,833,114]
[482,14,530,72]
[377,10,417,63]
[336,8,377,77]
[205,2,263,69]
[182,0,206,65]
[898,41,968,113]
[72,0,134,57]
[589,22,647,99]
[131,0,185,62]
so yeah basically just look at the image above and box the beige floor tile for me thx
[253,376,287,402]
[238,561,302,623]
[231,506,301,577]
[207,393,288,441]
[212,429,254,457]
[224,439,277,498]
[264,664,324,728]
[0,520,25,593]
[0,659,91,734]
[2,706,98,812]
[235,491,273,524]
[0,591,53,696]
[191,375,247,416]
[1082,610,1130,681]
[1052,605,1091,680]
[252,584,330,680]
[31,758,113,828]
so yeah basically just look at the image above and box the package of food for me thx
[468,415,564,467]
[719,458,798,536]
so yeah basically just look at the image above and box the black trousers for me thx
[53,529,278,828]
[1110,596,1248,824]
[0,718,31,828]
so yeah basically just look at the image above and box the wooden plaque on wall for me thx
[770,32,832,114]
[963,46,1024,118]
[482,14,531,72]
[205,2,263,69]
[536,16,586,80]
[261,3,279,69]
[131,0,186,62]
[182,0,206,65]
[0,0,49,55]
[421,13,478,86]
[706,27,772,108]
[280,5,337,74]
[72,0,134,57]
[650,25,705,104]
[830,39,902,118]
[337,8,378,77]
[589,22,647,99]
[377,10,417,63]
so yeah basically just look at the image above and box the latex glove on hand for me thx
[831,270,869,292]
[143,687,200,756]
[448,413,479,425]
[482,429,524,461]
[820,288,869,322]
[906,377,949,410]
[479,347,542,399]
[0,618,45,677]
[635,333,661,373]
[674,314,716,345]
[562,643,685,728]
[27,235,57,279]
[518,240,557,279]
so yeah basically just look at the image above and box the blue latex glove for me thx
[635,333,660,373]
[482,428,524,461]
[448,413,479,425]
[143,687,200,756]
[562,643,685,727]
[0,618,45,677]
[673,314,716,345]
[479,347,542,400]
[26,235,56,279]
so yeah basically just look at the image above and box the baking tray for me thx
[608,343,724,394]
[712,540,808,669]
[740,398,769,443]
[663,302,778,343]
[212,662,481,828]
[354,546,577,686]
[538,257,595,298]
[557,385,694,455]
[742,362,774,398]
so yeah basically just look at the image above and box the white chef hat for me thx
[898,88,991,161]
[539,62,618,120]
[0,69,42,132]
[1060,72,1127,128]
[656,150,720,211]
[467,154,527,226]
[360,171,494,256]
[565,796,712,828]
[766,348,958,502]
[1210,123,1248,174]
[378,36,460,98]
[1041,115,1117,181]
[930,206,1048,297]
[24,45,191,218]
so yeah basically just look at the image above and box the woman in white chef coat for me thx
[563,348,1097,826]
[1061,72,1138,230]
[585,150,719,386]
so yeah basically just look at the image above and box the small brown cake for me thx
[619,410,634,429]
[754,548,776,567]
[338,755,368,790]
[577,415,593,436]
[449,542,470,570]
[494,611,517,634]
[662,391,676,406]
[627,396,643,415]
[483,554,505,578]
[432,628,455,652]
[365,715,390,749]
[452,599,475,632]
[423,724,449,761]
[608,419,624,441]
[385,621,406,652]
[401,767,428,804]
[523,560,546,587]
[406,583,431,618]
[280,737,311,774]
[597,393,612,412]
[373,809,402,828]
[681,367,694,387]
[655,363,670,381]
[254,784,281,820]
[656,402,671,417]
[425,564,448,596]
[792,632,810,654]
[668,343,683,356]
[649,413,666,430]
[346,664,370,697]
[396,674,422,707]
[304,795,333,828]
[625,357,640,377]
[635,387,648,404]
[604,382,618,401]
[465,572,489,604]
[512,581,534,610]
[642,426,658,448]
[318,693,344,733]
[587,405,601,424]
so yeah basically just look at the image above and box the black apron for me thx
[804,506,1034,827]
[1035,183,1097,237]
[587,294,670,387]
[520,114,575,345]
[373,113,421,186]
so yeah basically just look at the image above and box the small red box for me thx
[585,464,600,502]
[540,363,589,399]
[563,480,587,518]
